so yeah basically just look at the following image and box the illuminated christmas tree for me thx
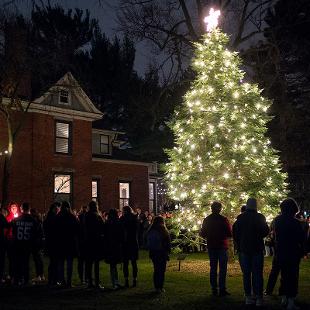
[165,9,288,238]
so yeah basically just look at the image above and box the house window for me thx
[92,179,99,202]
[119,182,130,209]
[100,135,109,154]
[55,121,71,154]
[149,182,155,212]
[59,89,70,105]
[54,173,72,204]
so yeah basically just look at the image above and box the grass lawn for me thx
[0,251,309,310]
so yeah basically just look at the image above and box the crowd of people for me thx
[0,197,310,309]
[0,201,170,293]
[200,198,310,310]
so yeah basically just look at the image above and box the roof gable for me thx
[30,72,103,121]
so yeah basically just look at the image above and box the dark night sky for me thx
[6,0,150,75]
[3,0,266,76]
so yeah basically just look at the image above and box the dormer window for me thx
[59,89,70,105]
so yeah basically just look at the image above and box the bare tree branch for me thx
[179,0,199,41]
[115,0,273,83]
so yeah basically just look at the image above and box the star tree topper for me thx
[204,8,221,32]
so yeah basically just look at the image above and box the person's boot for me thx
[286,298,300,310]
[124,278,129,288]
[219,290,230,297]
[132,278,137,287]
[281,296,288,307]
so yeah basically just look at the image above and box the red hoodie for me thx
[5,203,21,240]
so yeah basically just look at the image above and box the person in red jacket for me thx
[5,202,21,282]
[6,203,21,223]
[200,201,232,297]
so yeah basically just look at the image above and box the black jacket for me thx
[0,213,8,244]
[55,211,80,258]
[43,212,58,256]
[274,214,305,262]
[120,213,139,261]
[83,211,105,260]
[233,209,269,254]
[104,218,124,264]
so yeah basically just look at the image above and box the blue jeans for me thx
[239,252,264,297]
[208,248,228,292]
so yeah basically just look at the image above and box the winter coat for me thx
[54,211,80,258]
[274,214,305,262]
[104,218,124,264]
[120,213,139,261]
[83,212,105,260]
[233,209,269,255]
[43,212,58,256]
[200,213,232,249]
[78,212,87,258]
[147,228,171,261]
[142,220,151,247]
[0,213,8,244]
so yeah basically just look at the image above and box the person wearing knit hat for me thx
[246,198,257,210]
[233,197,269,307]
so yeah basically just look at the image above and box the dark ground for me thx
[0,251,309,310]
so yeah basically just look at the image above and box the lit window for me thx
[59,89,70,105]
[149,182,155,212]
[55,121,71,154]
[119,182,130,209]
[54,174,72,204]
[100,135,109,154]
[92,180,99,202]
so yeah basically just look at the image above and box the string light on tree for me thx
[165,8,288,240]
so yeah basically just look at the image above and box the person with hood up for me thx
[233,198,269,307]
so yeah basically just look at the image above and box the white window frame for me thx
[58,88,71,105]
[100,134,110,154]
[119,182,130,210]
[92,179,99,202]
[55,121,72,154]
[54,173,72,204]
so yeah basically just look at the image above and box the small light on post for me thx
[204,8,221,32]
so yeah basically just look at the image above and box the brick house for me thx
[0,72,158,213]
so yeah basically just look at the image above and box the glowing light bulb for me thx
[223,172,229,179]
[233,91,239,98]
